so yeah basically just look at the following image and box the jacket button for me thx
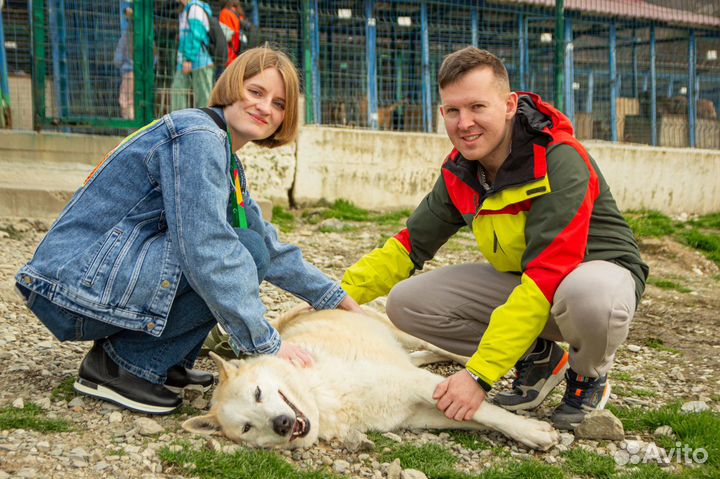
[161,280,170,288]
[22,276,32,285]
[147,322,156,330]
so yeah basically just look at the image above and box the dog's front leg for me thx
[406,371,559,451]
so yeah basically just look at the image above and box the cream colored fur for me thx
[182,307,560,450]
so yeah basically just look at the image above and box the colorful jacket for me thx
[342,93,648,388]
[177,0,214,71]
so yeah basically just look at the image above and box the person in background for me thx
[171,0,215,110]
[341,47,648,430]
[219,0,245,69]
[17,46,361,415]
[114,5,134,119]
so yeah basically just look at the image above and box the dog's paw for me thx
[513,417,560,451]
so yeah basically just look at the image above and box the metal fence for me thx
[1,0,719,148]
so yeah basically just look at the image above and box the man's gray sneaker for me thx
[551,368,611,430]
[494,338,569,411]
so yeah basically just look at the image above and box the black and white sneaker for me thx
[551,368,612,430]
[164,365,214,394]
[494,338,569,411]
[73,342,182,415]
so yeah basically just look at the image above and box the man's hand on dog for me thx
[277,342,314,368]
[433,370,486,421]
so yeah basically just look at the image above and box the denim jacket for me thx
[16,108,346,355]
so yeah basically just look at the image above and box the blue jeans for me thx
[20,222,270,385]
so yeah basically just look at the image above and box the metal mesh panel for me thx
[317,1,366,128]
[3,0,718,149]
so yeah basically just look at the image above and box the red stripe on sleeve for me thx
[394,229,412,254]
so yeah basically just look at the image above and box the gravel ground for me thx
[0,215,719,478]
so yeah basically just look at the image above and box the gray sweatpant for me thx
[385,260,636,379]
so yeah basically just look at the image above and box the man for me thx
[341,47,648,430]
[171,0,215,110]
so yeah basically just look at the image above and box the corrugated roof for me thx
[502,0,720,28]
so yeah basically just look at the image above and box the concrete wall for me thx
[1,127,719,215]
[294,128,720,215]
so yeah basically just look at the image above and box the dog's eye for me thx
[255,386,262,402]
[243,423,253,433]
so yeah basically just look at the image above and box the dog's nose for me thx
[272,414,294,436]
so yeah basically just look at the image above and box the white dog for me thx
[182,307,560,450]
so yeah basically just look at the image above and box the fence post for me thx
[609,21,617,142]
[251,0,259,27]
[554,0,564,111]
[650,24,657,146]
[420,1,431,133]
[31,0,47,130]
[135,0,155,124]
[518,12,527,91]
[365,0,378,129]
[563,17,573,124]
[302,0,320,124]
[688,29,696,148]
[48,0,69,118]
[471,8,478,48]
[0,3,10,127]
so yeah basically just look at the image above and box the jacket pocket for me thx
[81,228,123,288]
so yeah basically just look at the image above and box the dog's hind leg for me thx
[362,308,469,365]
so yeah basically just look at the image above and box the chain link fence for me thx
[2,0,719,148]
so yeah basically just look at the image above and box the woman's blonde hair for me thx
[209,46,300,148]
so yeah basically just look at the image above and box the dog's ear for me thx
[182,414,223,436]
[208,351,237,383]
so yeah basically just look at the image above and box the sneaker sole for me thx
[500,351,570,411]
[552,380,613,430]
[164,383,212,395]
[74,379,180,415]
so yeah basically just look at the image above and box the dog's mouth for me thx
[279,390,311,440]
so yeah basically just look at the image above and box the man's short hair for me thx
[438,46,510,92]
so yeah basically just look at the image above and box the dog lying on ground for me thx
[182,307,560,450]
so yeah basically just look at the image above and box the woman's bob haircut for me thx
[209,46,300,148]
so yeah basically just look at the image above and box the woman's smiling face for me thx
[224,67,287,148]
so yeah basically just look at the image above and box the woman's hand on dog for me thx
[277,342,315,368]
[433,370,486,421]
[337,295,364,314]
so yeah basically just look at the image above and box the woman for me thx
[16,47,361,415]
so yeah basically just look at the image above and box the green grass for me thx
[476,461,565,479]
[447,430,492,451]
[0,403,71,432]
[612,371,635,382]
[687,213,720,230]
[170,404,202,417]
[50,377,78,402]
[646,277,692,293]
[625,211,679,239]
[272,206,296,233]
[562,448,617,479]
[680,230,720,265]
[624,210,720,267]
[608,402,720,469]
[378,442,460,478]
[313,199,410,226]
[159,443,337,479]
[642,337,680,355]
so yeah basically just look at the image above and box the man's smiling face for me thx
[440,67,517,162]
